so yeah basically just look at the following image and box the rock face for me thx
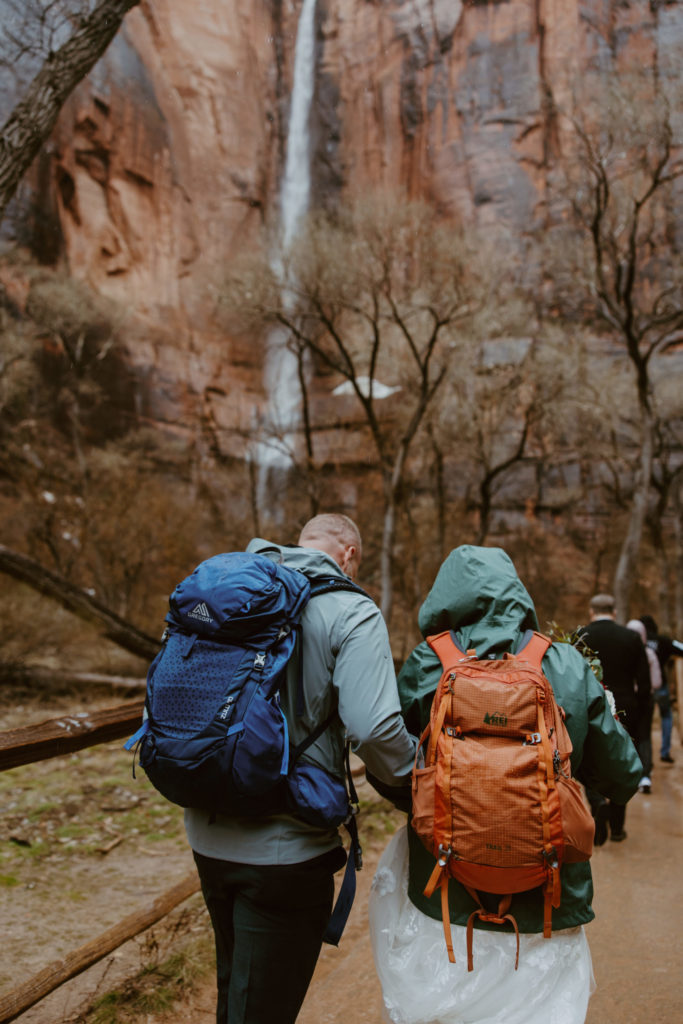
[16,0,683,456]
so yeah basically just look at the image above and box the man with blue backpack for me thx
[131,513,416,1024]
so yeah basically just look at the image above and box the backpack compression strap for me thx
[322,742,362,947]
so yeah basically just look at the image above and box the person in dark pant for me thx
[639,614,682,764]
[579,593,649,842]
[193,848,346,1022]
[185,514,417,1024]
[626,618,660,791]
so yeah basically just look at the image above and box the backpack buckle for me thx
[437,843,452,866]
[254,651,267,670]
[542,845,559,869]
[523,732,542,745]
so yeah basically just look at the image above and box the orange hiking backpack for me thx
[411,629,594,971]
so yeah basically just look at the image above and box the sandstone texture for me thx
[11,0,683,457]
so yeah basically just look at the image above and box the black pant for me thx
[193,846,346,1024]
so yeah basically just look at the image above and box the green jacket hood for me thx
[417,545,539,657]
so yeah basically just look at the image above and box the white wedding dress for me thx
[369,827,595,1024]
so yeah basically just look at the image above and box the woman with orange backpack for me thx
[369,545,642,1024]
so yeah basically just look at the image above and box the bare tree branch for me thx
[0,0,141,224]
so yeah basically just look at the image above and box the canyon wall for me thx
[9,0,683,461]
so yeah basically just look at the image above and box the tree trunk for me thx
[0,0,141,224]
[673,482,683,635]
[379,484,396,626]
[379,440,412,625]
[613,405,655,623]
[430,434,446,563]
[0,544,158,660]
[476,474,492,546]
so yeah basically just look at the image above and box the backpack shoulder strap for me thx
[426,630,469,668]
[516,630,551,669]
[307,575,370,600]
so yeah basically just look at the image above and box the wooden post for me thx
[0,872,201,1024]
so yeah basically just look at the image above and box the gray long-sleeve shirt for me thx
[184,539,417,864]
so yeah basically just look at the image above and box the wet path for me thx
[583,752,682,1024]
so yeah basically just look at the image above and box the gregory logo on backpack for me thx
[187,601,214,624]
[411,629,595,972]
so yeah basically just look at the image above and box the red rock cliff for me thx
[23,0,683,450]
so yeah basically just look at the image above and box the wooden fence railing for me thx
[0,701,144,771]
[0,700,201,1024]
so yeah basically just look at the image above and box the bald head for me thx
[298,513,362,580]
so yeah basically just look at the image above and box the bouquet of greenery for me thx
[548,622,618,718]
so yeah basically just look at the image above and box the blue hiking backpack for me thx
[125,549,365,944]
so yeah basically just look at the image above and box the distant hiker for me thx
[639,614,682,765]
[579,593,650,809]
[626,618,661,788]
[368,547,641,1024]
[182,514,416,1024]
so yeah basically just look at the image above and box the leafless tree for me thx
[0,0,141,225]
[543,70,683,620]
[433,331,584,545]
[221,194,503,623]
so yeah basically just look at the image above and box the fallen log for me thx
[0,872,200,1024]
[0,544,159,660]
[0,663,146,693]
[0,700,144,771]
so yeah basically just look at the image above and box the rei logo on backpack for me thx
[125,551,364,829]
[411,630,595,971]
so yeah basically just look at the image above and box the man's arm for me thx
[332,601,417,792]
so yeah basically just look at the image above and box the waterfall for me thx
[256,0,317,510]
[280,0,317,253]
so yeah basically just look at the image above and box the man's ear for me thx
[341,545,358,579]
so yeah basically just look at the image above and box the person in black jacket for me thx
[578,593,649,840]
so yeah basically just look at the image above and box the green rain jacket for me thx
[398,545,642,933]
